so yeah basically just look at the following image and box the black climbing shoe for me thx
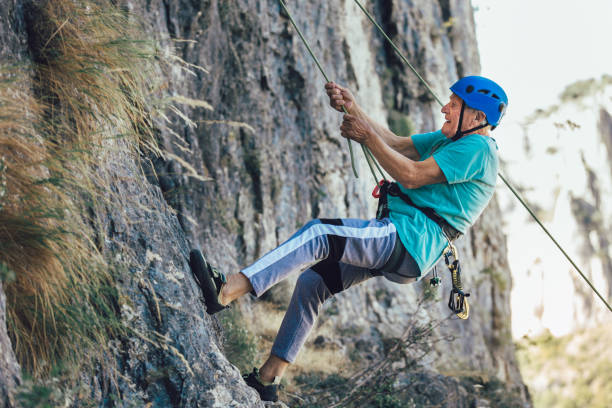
[243,368,280,402]
[189,249,228,314]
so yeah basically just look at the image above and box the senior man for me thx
[190,76,508,402]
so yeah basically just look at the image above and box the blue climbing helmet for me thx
[450,75,508,128]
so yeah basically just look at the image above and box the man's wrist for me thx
[348,102,361,116]
[364,127,377,147]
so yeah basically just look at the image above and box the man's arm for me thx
[325,82,420,160]
[340,114,446,189]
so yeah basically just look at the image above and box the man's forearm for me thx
[364,129,416,187]
[363,130,445,189]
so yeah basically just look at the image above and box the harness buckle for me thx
[371,179,386,198]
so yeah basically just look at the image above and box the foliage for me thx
[525,74,612,123]
[517,326,612,408]
[480,265,508,291]
[559,75,612,102]
[290,296,454,407]
[218,306,261,373]
[0,0,164,377]
[457,375,526,408]
[387,110,415,137]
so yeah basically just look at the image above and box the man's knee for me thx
[295,270,332,306]
[311,258,343,295]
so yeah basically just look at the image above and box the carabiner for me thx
[371,179,386,198]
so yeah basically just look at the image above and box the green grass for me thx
[517,324,612,408]
[218,307,261,373]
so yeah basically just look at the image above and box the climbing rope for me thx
[352,0,612,313]
[279,0,386,184]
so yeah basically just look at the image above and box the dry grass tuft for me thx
[0,67,119,376]
[0,0,167,377]
[25,0,160,155]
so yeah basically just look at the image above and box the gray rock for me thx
[0,281,20,408]
[0,1,26,406]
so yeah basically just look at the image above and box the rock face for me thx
[0,0,530,406]
[1,0,266,405]
[1,1,25,406]
[0,282,19,408]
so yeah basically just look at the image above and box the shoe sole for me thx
[189,250,227,314]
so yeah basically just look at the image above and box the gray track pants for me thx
[241,217,421,363]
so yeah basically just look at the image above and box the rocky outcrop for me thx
[0,0,529,406]
[0,0,266,405]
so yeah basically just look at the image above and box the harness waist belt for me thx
[377,232,411,277]
[376,181,463,242]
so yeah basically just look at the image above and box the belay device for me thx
[442,244,470,319]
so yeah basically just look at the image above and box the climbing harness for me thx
[373,180,461,241]
[374,179,468,317]
[352,0,612,313]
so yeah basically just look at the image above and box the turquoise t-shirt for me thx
[388,130,499,274]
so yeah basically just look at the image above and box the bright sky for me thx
[473,0,612,119]
[473,0,612,337]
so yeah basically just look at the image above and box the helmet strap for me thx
[451,101,490,141]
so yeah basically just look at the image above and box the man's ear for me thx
[475,110,487,123]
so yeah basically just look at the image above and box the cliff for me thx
[0,0,530,406]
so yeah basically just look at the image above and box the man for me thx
[190,76,508,402]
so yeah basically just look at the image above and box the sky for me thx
[472,0,612,337]
[473,0,612,119]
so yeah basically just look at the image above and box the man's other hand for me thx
[325,82,356,113]
[340,114,373,144]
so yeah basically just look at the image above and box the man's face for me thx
[440,93,478,138]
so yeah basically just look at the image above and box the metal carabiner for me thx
[443,243,470,319]
[371,179,386,198]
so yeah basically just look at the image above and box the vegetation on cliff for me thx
[0,0,160,382]
[517,323,612,408]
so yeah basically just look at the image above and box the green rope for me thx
[354,0,612,313]
[361,145,380,184]
[498,173,612,312]
[366,147,387,181]
[279,0,360,178]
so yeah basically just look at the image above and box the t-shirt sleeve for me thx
[411,131,445,159]
[432,137,491,184]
